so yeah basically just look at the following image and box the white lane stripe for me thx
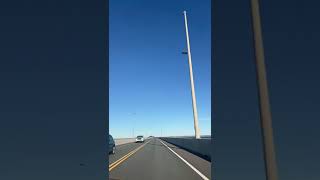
[158,139,209,180]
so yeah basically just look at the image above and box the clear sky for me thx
[109,0,211,138]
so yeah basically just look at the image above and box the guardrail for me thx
[164,135,212,139]
[160,137,212,161]
[114,137,153,146]
[114,138,136,146]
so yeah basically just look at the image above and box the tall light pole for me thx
[129,112,136,138]
[183,10,200,139]
[250,1,278,180]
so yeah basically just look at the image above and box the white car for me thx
[135,135,144,143]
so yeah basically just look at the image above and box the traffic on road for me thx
[108,137,211,180]
[109,134,115,154]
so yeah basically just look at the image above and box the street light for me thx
[183,10,201,139]
[129,112,136,138]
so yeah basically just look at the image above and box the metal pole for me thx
[250,1,278,180]
[131,112,136,138]
[183,11,201,139]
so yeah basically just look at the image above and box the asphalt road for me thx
[109,138,211,180]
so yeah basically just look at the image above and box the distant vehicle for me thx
[109,134,115,154]
[136,135,144,143]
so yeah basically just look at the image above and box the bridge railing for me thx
[114,138,136,146]
[160,137,212,161]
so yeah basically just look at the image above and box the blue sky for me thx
[109,0,211,138]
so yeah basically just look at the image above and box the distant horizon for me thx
[112,134,212,139]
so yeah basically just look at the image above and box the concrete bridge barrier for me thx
[114,138,136,146]
[160,137,212,161]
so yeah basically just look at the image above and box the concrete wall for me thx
[114,138,136,146]
[114,137,152,146]
[160,137,212,161]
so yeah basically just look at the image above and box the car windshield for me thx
[137,136,143,138]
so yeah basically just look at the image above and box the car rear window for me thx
[137,136,143,138]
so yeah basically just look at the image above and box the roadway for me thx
[109,137,211,180]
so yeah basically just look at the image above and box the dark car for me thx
[109,134,115,154]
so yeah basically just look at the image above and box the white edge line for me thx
[158,139,209,180]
